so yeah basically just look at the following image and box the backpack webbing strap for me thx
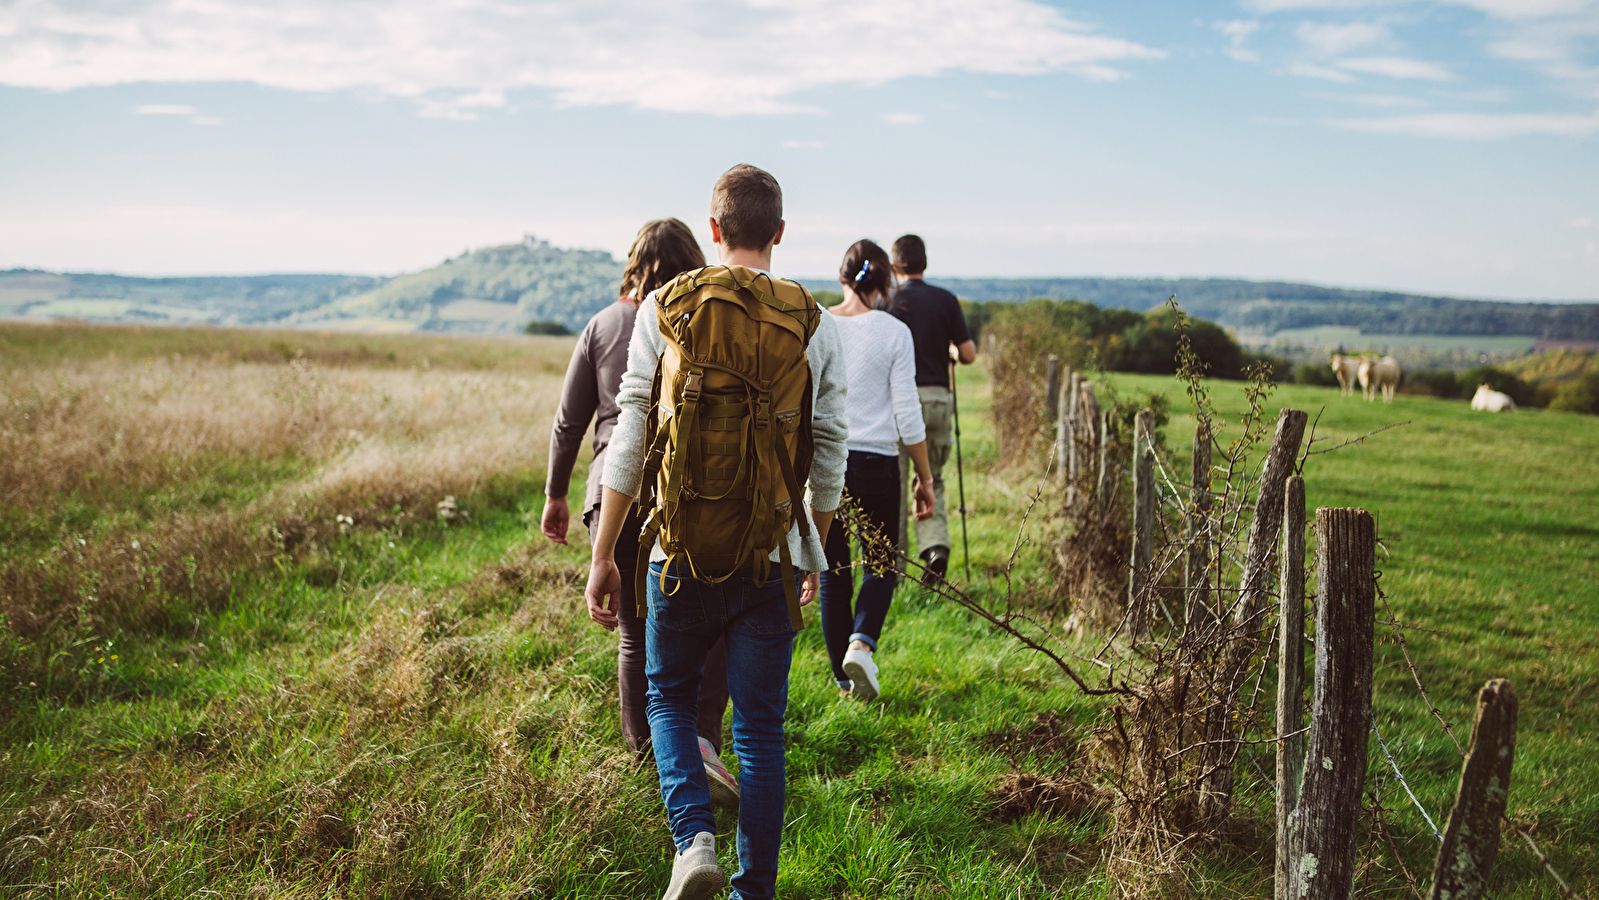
[775,503,805,631]
[663,368,704,505]
[634,507,662,617]
[774,408,810,539]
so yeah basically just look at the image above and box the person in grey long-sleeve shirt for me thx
[543,300,636,532]
[540,217,733,776]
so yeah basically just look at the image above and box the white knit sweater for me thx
[828,309,926,457]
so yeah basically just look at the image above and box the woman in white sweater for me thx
[821,239,936,701]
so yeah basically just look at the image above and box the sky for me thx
[0,0,1596,300]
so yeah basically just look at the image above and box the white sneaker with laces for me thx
[663,831,726,900]
[842,647,880,701]
[697,736,739,810]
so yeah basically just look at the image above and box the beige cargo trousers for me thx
[896,384,953,558]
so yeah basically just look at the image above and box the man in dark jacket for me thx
[887,234,975,578]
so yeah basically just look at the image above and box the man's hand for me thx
[585,558,621,630]
[799,571,820,607]
[541,496,570,545]
[913,478,936,521]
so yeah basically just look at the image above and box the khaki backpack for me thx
[633,265,822,630]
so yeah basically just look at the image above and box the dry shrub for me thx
[989,772,1109,824]
[1,346,564,663]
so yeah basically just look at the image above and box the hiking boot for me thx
[698,737,739,810]
[662,831,726,900]
[919,545,950,580]
[842,647,880,702]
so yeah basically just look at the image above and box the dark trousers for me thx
[613,505,730,754]
[820,451,902,685]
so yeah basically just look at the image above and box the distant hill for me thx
[11,242,1598,341]
[1,236,624,335]
[897,277,1599,340]
[293,237,621,334]
[0,270,380,326]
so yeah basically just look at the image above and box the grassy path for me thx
[2,324,1594,897]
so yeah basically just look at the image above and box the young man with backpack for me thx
[888,234,976,579]
[584,164,847,900]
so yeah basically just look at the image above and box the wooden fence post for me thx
[1055,367,1072,484]
[1185,419,1212,630]
[1077,382,1101,507]
[1128,409,1155,636]
[1426,679,1518,900]
[1045,355,1061,425]
[1285,507,1375,900]
[1203,409,1307,824]
[1096,408,1112,514]
[1066,372,1083,505]
[1233,409,1308,643]
[1274,475,1307,900]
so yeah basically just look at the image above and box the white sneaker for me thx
[842,647,880,701]
[698,737,739,810]
[663,831,726,900]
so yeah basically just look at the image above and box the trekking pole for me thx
[949,357,971,582]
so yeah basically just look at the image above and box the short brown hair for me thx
[891,234,926,275]
[710,164,783,251]
[620,218,706,300]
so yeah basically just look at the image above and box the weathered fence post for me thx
[1055,367,1072,483]
[1203,409,1308,824]
[1128,409,1155,636]
[1096,408,1112,514]
[1077,382,1101,508]
[1284,507,1375,900]
[1232,408,1309,643]
[1184,419,1212,630]
[1066,372,1083,505]
[1045,355,1061,425]
[1274,475,1307,900]
[1426,679,1518,900]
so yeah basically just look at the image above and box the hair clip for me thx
[853,260,872,284]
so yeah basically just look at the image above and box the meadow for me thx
[0,320,1593,898]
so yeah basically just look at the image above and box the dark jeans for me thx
[646,561,795,900]
[612,505,729,755]
[820,451,901,685]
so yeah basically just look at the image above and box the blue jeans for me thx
[646,560,796,900]
[821,451,901,686]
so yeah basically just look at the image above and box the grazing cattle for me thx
[1330,354,1361,396]
[1471,384,1517,412]
[1358,355,1402,402]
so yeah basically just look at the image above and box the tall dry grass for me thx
[1,327,571,650]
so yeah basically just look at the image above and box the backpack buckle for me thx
[755,396,771,429]
[682,371,703,402]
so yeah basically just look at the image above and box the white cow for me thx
[1471,384,1517,412]
[1358,355,1402,402]
[1330,354,1361,396]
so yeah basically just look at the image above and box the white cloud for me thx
[1338,55,1456,79]
[134,104,197,115]
[884,112,924,125]
[1290,62,1360,81]
[1297,21,1391,56]
[0,0,1165,119]
[1310,91,1427,105]
[1332,108,1599,136]
[1216,19,1262,62]
[1573,216,1596,227]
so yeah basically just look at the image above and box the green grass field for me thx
[1,322,1593,898]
